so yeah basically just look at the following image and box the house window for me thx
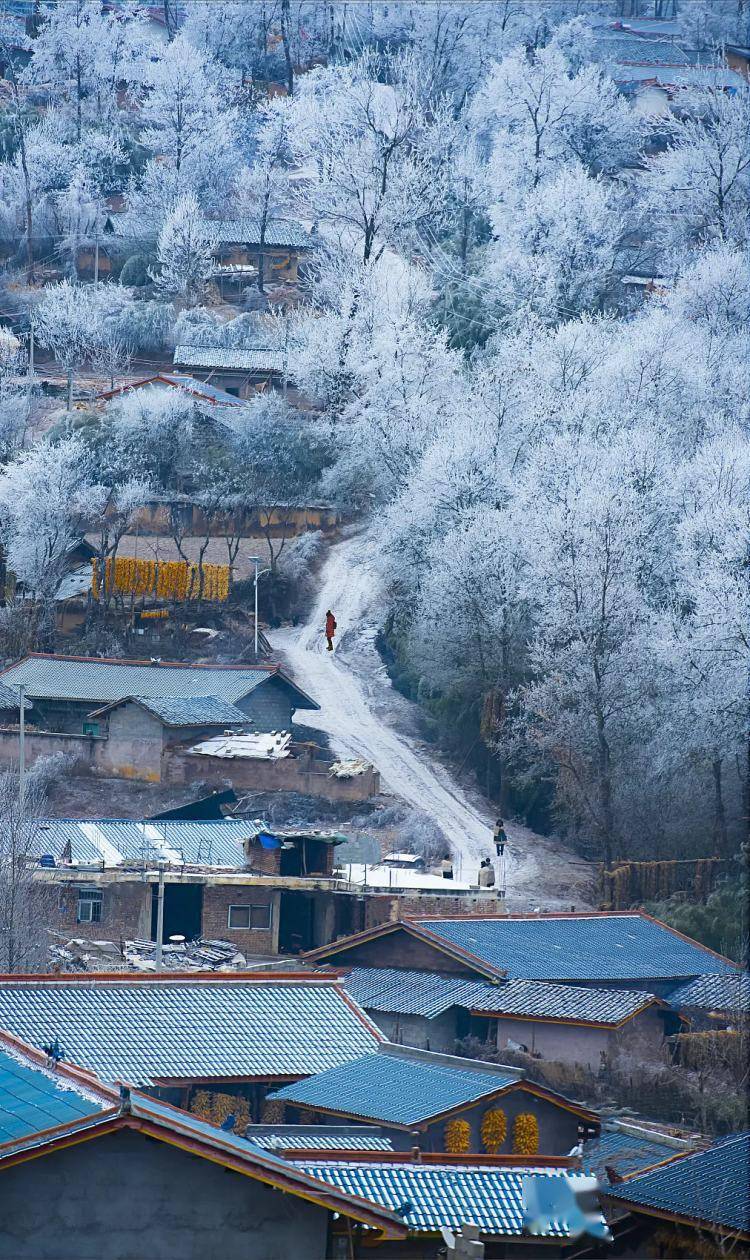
[77,890,103,923]
[228,904,271,930]
[82,721,100,736]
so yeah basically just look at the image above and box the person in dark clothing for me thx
[493,818,508,856]
[325,609,337,652]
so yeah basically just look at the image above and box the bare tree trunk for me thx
[712,755,729,855]
[280,0,295,96]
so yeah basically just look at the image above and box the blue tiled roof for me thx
[0,979,381,1086]
[108,695,251,727]
[293,1161,606,1237]
[605,1132,750,1236]
[468,978,656,1025]
[0,1047,105,1143]
[31,818,259,867]
[668,973,750,1014]
[201,216,310,249]
[414,915,738,983]
[0,655,319,709]
[344,968,493,1019]
[0,681,30,711]
[583,1127,694,1179]
[272,1049,520,1126]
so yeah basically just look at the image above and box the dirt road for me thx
[273,533,593,911]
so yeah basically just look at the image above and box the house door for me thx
[151,883,204,942]
[278,892,315,954]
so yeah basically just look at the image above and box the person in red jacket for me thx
[325,609,337,652]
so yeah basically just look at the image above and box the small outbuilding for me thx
[271,1043,600,1156]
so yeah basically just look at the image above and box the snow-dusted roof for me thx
[173,345,286,374]
[201,217,311,249]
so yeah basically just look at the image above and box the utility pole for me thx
[17,684,25,813]
[27,323,34,378]
[94,237,99,286]
[249,557,269,657]
[155,863,165,971]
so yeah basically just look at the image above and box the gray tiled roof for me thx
[31,818,259,867]
[344,968,493,1019]
[247,1125,394,1152]
[582,1127,694,1179]
[110,695,251,727]
[467,978,656,1025]
[345,967,656,1025]
[0,655,318,709]
[272,1048,521,1126]
[0,681,30,711]
[414,915,739,983]
[0,978,381,1086]
[293,1161,607,1238]
[604,1132,750,1236]
[668,972,750,1014]
[202,217,310,249]
[174,345,285,373]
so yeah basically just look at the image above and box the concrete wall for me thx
[0,727,98,772]
[371,1010,458,1055]
[0,1127,329,1260]
[98,704,164,781]
[489,1007,666,1071]
[235,678,294,732]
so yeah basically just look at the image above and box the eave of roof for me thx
[303,920,505,981]
[0,1094,407,1239]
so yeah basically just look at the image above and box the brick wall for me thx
[201,885,279,955]
[167,749,380,802]
[50,879,151,943]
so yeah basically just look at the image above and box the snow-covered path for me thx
[273,534,593,910]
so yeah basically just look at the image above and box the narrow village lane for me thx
[273,533,594,911]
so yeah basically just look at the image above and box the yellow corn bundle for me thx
[189,1089,250,1130]
[512,1112,539,1156]
[444,1119,471,1154]
[140,609,169,620]
[601,858,723,909]
[92,558,230,603]
[480,1107,507,1154]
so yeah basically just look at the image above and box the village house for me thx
[342,967,673,1068]
[601,1131,750,1257]
[270,1043,601,1156]
[0,1032,405,1260]
[290,1154,610,1258]
[96,372,246,410]
[29,815,359,955]
[0,654,318,737]
[200,216,312,298]
[667,972,750,1031]
[29,818,501,957]
[305,913,742,997]
[173,344,290,399]
[0,973,382,1121]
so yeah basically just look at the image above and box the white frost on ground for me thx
[273,532,593,911]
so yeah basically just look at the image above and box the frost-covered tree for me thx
[23,0,105,141]
[486,163,627,323]
[32,280,102,411]
[643,88,750,251]
[0,434,96,610]
[150,194,218,307]
[509,433,668,865]
[285,50,455,262]
[140,36,239,203]
[233,105,293,293]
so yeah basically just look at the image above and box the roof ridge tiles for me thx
[5,653,281,673]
